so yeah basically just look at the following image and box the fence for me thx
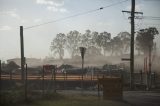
[0,66,160,91]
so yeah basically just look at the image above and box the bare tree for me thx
[66,30,81,58]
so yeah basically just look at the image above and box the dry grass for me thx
[19,94,131,106]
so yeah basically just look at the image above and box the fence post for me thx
[65,72,67,89]
[54,66,56,93]
[152,72,156,88]
[42,66,44,97]
[63,72,65,90]
[97,72,100,98]
[51,68,54,92]
[25,64,28,101]
[0,60,2,101]
[98,80,100,98]
[140,70,142,85]
[10,70,12,80]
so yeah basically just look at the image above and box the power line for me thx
[143,23,160,26]
[143,16,160,20]
[24,0,129,30]
[143,0,160,2]
[144,16,160,18]
[134,15,160,31]
[135,16,160,20]
[144,19,160,20]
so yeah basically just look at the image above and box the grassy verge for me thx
[1,89,131,106]
[20,94,130,106]
[0,89,25,106]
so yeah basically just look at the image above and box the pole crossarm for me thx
[122,10,143,14]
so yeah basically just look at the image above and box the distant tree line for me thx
[50,27,159,60]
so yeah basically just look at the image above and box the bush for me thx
[0,90,24,106]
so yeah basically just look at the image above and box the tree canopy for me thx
[50,33,66,60]
[136,27,159,55]
[50,27,158,59]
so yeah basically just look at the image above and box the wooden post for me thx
[0,60,2,101]
[144,58,146,73]
[63,72,65,90]
[10,69,12,80]
[51,68,54,92]
[54,66,56,93]
[140,70,142,84]
[98,81,100,98]
[153,72,156,87]
[63,71,66,90]
[25,64,28,101]
[20,26,25,81]
[42,66,44,96]
[66,72,67,89]
[97,70,100,98]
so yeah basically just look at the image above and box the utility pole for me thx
[25,64,28,101]
[20,26,25,82]
[130,0,135,90]
[122,0,143,90]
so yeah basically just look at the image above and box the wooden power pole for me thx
[130,0,135,90]
[122,0,143,90]
[20,26,25,81]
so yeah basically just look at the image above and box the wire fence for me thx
[0,66,159,91]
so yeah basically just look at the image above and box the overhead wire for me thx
[143,0,160,2]
[134,15,160,31]
[135,16,160,20]
[24,0,129,30]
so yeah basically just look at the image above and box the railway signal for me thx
[79,47,86,91]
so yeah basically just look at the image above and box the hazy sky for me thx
[0,0,160,61]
